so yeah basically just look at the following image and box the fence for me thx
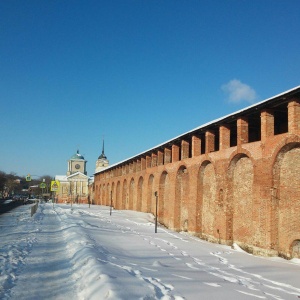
[31,201,39,217]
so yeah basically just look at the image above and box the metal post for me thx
[154,191,158,233]
[110,190,112,216]
[42,178,45,201]
[70,181,72,207]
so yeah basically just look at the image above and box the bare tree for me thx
[0,171,7,197]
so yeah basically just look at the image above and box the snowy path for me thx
[1,203,300,299]
[1,204,77,300]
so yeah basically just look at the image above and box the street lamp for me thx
[154,191,158,233]
[110,190,113,216]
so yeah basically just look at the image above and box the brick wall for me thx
[94,93,300,259]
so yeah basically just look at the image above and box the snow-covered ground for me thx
[0,203,300,300]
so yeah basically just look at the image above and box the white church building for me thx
[55,142,109,204]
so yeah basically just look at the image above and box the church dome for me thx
[71,150,85,160]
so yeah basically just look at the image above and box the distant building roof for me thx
[55,175,67,182]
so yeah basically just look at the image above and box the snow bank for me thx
[1,203,299,300]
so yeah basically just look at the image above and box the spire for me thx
[96,137,109,173]
[98,138,107,159]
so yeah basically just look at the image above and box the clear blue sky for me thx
[1,0,300,178]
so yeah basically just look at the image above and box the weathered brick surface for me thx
[94,93,300,258]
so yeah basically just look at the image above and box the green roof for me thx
[70,150,85,160]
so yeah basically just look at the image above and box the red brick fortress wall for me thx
[94,90,300,259]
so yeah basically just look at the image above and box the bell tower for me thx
[95,140,109,173]
[67,149,87,175]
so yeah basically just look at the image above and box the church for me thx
[55,142,109,204]
[55,150,90,204]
